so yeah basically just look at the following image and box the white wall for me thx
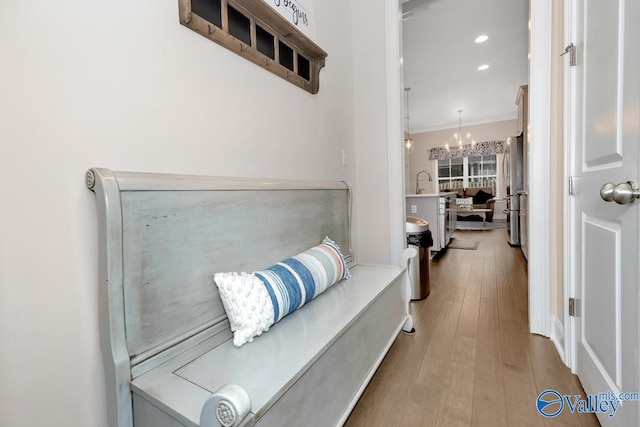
[0,1,397,425]
[351,0,390,265]
[350,0,405,266]
[407,119,518,196]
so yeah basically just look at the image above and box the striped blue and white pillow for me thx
[256,237,350,323]
[214,237,350,347]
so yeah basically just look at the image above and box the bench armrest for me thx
[399,247,417,333]
[201,384,251,427]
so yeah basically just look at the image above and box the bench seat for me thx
[86,169,414,427]
[131,263,407,427]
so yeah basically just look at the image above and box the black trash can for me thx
[406,217,433,300]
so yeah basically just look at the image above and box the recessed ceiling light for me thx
[478,64,490,71]
[475,35,489,43]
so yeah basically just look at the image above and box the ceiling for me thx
[402,0,529,133]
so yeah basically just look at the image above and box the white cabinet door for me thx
[406,196,441,251]
[569,0,639,425]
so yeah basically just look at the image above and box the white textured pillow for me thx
[456,197,474,211]
[214,237,350,347]
[214,272,275,347]
[456,197,474,206]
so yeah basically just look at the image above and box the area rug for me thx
[448,238,480,250]
[456,221,506,231]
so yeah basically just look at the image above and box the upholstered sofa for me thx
[444,187,496,222]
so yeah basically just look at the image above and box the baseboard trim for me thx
[550,315,565,362]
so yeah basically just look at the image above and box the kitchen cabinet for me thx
[406,193,456,255]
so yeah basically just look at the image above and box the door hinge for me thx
[561,43,577,66]
[569,176,576,195]
[569,298,576,317]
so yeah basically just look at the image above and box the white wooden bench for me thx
[86,168,415,427]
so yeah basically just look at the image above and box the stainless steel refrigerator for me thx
[503,134,524,246]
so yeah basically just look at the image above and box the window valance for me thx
[429,140,506,160]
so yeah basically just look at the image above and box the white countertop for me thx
[406,192,455,198]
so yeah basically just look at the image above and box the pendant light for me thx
[404,88,413,150]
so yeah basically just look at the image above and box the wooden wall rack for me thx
[179,0,327,94]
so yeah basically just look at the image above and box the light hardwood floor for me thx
[345,228,600,427]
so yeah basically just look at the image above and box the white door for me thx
[569,0,639,426]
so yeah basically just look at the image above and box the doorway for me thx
[399,0,533,312]
[386,0,556,348]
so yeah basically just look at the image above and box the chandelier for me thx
[447,109,475,149]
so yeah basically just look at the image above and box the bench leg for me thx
[402,315,415,334]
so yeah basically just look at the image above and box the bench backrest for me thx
[86,168,352,425]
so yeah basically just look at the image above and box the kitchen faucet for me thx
[416,170,432,194]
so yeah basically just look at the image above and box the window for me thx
[437,155,497,195]
[438,157,464,190]
[179,0,327,94]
